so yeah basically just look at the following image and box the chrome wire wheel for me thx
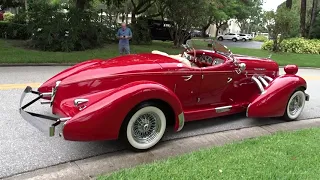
[285,90,306,120]
[126,105,166,150]
[131,112,161,144]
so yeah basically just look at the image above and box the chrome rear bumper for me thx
[19,86,70,137]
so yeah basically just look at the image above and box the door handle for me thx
[182,75,193,81]
[227,77,232,83]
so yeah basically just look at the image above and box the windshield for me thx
[185,39,234,59]
[186,39,231,54]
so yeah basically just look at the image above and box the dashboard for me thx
[198,55,225,66]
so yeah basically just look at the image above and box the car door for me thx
[197,60,239,108]
[171,67,202,109]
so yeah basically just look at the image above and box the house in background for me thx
[206,19,241,37]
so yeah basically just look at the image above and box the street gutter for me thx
[3,118,320,180]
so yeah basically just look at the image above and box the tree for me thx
[286,0,292,9]
[263,7,297,51]
[308,0,319,38]
[300,0,307,37]
[164,0,205,46]
[130,0,156,23]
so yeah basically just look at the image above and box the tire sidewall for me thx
[285,90,306,120]
[122,103,166,151]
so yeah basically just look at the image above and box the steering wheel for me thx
[181,44,197,63]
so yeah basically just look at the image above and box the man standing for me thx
[117,22,132,55]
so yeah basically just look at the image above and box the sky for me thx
[262,0,286,11]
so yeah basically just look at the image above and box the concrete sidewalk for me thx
[4,118,320,180]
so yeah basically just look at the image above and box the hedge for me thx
[0,21,31,40]
[253,35,268,42]
[262,38,320,54]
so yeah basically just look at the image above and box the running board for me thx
[215,105,232,113]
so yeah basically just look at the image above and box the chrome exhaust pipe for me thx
[251,76,265,94]
[257,76,269,87]
[263,75,273,82]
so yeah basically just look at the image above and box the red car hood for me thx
[38,53,176,92]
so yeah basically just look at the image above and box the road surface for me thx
[0,66,319,178]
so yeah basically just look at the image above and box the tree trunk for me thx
[272,38,278,52]
[300,0,307,37]
[131,10,136,24]
[308,0,319,38]
[201,24,210,37]
[76,0,86,10]
[286,0,292,9]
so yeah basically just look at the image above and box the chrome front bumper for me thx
[19,86,70,137]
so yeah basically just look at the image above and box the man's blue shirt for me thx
[117,28,132,45]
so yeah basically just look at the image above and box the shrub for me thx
[253,35,268,42]
[130,17,152,45]
[27,1,114,52]
[262,38,320,54]
[3,12,14,21]
[0,21,31,39]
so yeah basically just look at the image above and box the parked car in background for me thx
[147,19,191,43]
[217,33,240,42]
[239,34,251,42]
[246,34,253,40]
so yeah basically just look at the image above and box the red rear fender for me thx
[62,81,184,141]
[246,74,307,118]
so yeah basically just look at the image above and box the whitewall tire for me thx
[283,90,306,120]
[122,102,166,151]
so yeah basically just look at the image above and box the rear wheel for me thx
[232,38,237,42]
[121,102,166,151]
[218,37,223,41]
[283,90,306,121]
[242,38,247,42]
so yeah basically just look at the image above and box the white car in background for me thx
[239,34,252,41]
[217,33,240,42]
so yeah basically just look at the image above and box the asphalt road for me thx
[0,66,319,178]
[220,40,263,49]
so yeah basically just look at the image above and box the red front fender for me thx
[62,81,184,141]
[247,74,307,118]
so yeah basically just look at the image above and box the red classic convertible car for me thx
[19,41,309,151]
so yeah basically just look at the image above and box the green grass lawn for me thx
[0,39,319,67]
[98,128,320,180]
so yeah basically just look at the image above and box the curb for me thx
[3,118,320,180]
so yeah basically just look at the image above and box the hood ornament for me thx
[268,54,272,59]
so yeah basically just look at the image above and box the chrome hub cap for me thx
[289,94,303,116]
[132,112,161,144]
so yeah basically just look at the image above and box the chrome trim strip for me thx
[177,112,185,131]
[215,105,232,113]
[74,98,89,106]
[251,76,265,94]
[258,76,269,87]
[246,103,251,117]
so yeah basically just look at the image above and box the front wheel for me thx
[232,38,237,42]
[218,37,223,41]
[283,90,306,121]
[242,38,247,42]
[121,102,167,151]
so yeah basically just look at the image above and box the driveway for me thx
[220,40,263,49]
[0,66,319,178]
